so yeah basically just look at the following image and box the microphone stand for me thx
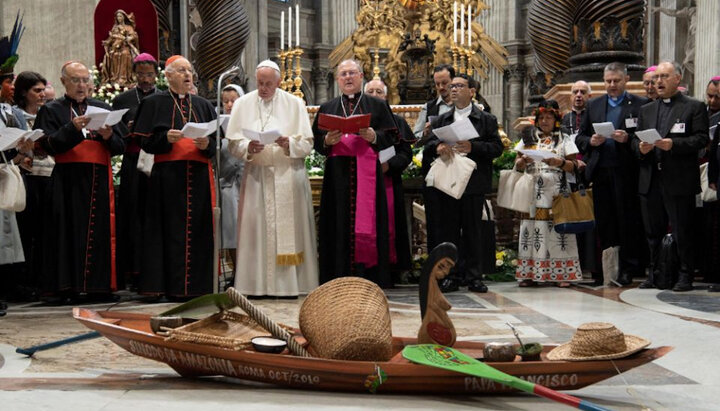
[213,66,240,293]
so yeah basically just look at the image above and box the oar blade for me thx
[402,344,516,384]
[159,293,235,318]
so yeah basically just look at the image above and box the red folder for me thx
[317,113,371,134]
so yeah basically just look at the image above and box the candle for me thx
[467,4,472,46]
[460,3,464,46]
[296,4,300,48]
[280,11,284,50]
[288,6,292,49]
[453,2,457,44]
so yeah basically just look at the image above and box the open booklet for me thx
[431,117,478,145]
[241,128,282,145]
[0,127,44,151]
[218,114,231,134]
[83,105,129,130]
[317,113,371,134]
[181,121,217,139]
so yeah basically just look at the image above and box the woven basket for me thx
[299,277,393,361]
[165,310,275,351]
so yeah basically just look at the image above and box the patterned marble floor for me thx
[1,282,719,410]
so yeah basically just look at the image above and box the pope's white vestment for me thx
[226,89,318,296]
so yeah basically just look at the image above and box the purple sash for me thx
[329,133,379,267]
[384,174,397,264]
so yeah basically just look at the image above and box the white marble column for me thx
[693,0,720,98]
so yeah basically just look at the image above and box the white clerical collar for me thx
[455,104,472,115]
[662,98,671,103]
[344,93,358,99]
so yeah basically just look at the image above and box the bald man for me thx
[133,55,217,299]
[34,61,126,299]
[561,81,591,136]
[633,61,709,291]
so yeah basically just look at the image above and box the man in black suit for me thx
[633,61,709,291]
[423,74,503,293]
[413,64,455,142]
[576,62,648,286]
[561,80,592,136]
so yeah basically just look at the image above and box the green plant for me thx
[492,149,517,180]
[401,144,423,180]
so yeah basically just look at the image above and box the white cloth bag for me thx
[136,149,154,176]
[0,151,26,212]
[700,162,717,203]
[497,167,523,210]
[425,154,477,200]
[510,172,535,214]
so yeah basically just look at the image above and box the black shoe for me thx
[468,279,488,293]
[638,279,656,289]
[708,284,720,293]
[616,272,632,286]
[439,278,460,293]
[672,280,694,292]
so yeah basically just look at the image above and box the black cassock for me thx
[386,114,413,277]
[134,91,216,297]
[312,94,398,288]
[111,87,155,285]
[34,96,126,295]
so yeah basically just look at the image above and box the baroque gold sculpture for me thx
[329,0,507,104]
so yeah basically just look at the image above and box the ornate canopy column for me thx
[504,63,526,136]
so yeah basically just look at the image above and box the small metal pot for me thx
[483,342,517,362]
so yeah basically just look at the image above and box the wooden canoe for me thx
[73,307,672,394]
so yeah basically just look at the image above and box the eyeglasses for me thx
[67,77,91,85]
[338,70,360,78]
[449,83,467,90]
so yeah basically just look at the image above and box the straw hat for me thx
[547,322,650,361]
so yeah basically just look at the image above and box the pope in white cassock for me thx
[226,60,318,297]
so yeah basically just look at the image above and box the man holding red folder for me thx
[312,59,399,288]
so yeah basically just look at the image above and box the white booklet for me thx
[515,148,561,161]
[0,128,44,151]
[431,117,478,145]
[84,105,129,130]
[592,122,615,138]
[378,145,396,164]
[635,129,663,144]
[242,128,282,145]
[182,121,217,139]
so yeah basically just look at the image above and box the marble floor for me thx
[1,281,720,411]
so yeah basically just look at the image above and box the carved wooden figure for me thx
[418,242,458,346]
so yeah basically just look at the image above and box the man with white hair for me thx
[133,55,217,299]
[312,59,398,288]
[34,60,126,300]
[225,60,318,297]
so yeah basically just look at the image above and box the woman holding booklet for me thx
[513,100,582,287]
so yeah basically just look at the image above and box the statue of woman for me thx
[101,10,140,87]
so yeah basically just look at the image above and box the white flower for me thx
[510,259,518,266]
[114,83,120,89]
[496,259,503,267]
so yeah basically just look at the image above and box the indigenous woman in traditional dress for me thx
[513,99,582,287]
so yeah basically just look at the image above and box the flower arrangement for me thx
[90,65,169,105]
[401,144,423,180]
[485,248,518,282]
[304,149,325,176]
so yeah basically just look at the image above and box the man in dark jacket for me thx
[576,62,648,286]
[424,74,503,293]
[633,61,709,291]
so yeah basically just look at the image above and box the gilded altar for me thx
[329,0,508,105]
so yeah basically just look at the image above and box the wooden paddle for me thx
[402,344,612,411]
[16,293,235,356]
